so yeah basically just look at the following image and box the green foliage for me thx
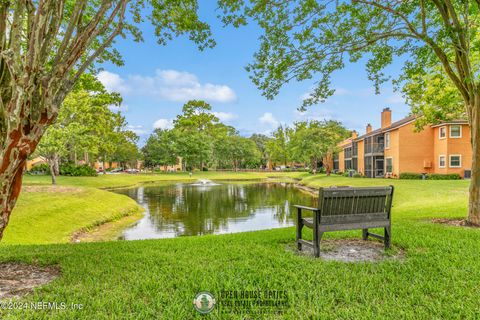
[60,164,97,177]
[36,74,139,177]
[28,164,50,175]
[143,100,263,170]
[399,65,467,129]
[399,172,423,180]
[249,134,271,167]
[399,172,461,180]
[266,126,291,166]
[353,173,363,178]
[288,120,349,168]
[218,1,480,113]
[428,173,462,180]
[142,129,179,168]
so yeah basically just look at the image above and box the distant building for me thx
[156,157,182,172]
[26,156,47,171]
[336,108,471,178]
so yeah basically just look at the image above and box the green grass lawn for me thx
[0,173,479,319]
[2,186,142,245]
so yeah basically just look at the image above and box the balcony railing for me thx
[364,143,384,154]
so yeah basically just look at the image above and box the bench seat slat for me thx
[319,220,390,232]
[321,213,388,224]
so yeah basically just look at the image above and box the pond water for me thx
[112,181,316,240]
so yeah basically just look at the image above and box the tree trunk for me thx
[311,156,318,174]
[0,129,47,239]
[47,153,59,185]
[48,159,57,185]
[468,101,480,225]
[53,156,60,176]
[323,153,333,176]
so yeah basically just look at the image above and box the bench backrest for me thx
[318,186,394,223]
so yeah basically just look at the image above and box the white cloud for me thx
[259,112,279,127]
[126,125,147,135]
[98,69,236,103]
[108,104,129,113]
[153,118,174,130]
[334,87,349,96]
[212,111,238,122]
[98,71,131,94]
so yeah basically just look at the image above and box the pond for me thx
[112,181,316,240]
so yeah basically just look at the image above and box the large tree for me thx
[289,120,349,174]
[0,1,214,239]
[249,133,270,167]
[142,129,178,170]
[219,1,480,225]
[266,125,291,167]
[37,82,136,184]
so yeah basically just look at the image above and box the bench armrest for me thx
[294,205,319,212]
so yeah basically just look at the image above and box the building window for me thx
[385,133,390,149]
[385,158,393,173]
[450,125,462,138]
[439,155,446,168]
[439,126,446,139]
[449,155,462,168]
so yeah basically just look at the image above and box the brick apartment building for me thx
[335,108,472,178]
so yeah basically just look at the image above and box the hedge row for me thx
[399,172,461,180]
[28,163,97,177]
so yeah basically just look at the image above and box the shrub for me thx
[399,172,423,179]
[353,173,363,178]
[428,173,461,180]
[60,163,97,176]
[29,163,49,174]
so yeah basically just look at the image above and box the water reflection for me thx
[113,182,316,240]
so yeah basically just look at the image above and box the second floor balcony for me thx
[364,143,384,155]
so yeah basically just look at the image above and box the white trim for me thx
[438,126,447,139]
[431,121,468,128]
[438,155,446,168]
[384,132,390,149]
[385,157,393,174]
[449,154,462,168]
[449,125,462,138]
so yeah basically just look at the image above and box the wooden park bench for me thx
[294,186,394,257]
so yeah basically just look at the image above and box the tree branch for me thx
[52,0,87,67]
[72,1,128,85]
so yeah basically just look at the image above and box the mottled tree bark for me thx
[468,98,480,225]
[0,100,54,238]
[0,0,128,240]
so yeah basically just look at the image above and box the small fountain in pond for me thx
[190,179,220,186]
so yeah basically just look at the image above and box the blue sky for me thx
[99,4,411,144]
